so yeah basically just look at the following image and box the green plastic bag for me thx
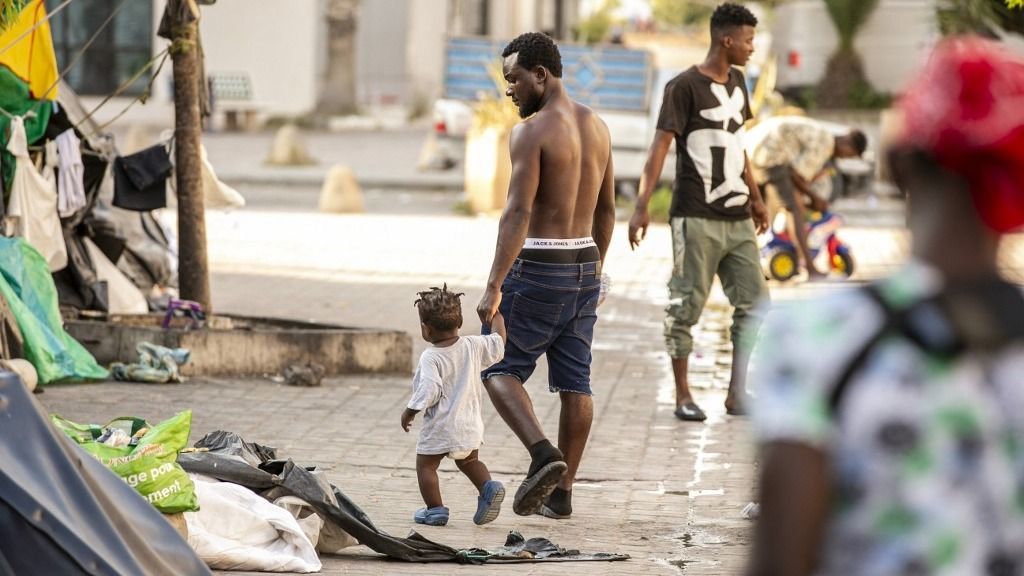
[0,237,109,384]
[51,410,199,513]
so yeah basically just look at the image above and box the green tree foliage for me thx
[575,0,620,44]
[650,0,712,29]
[0,1,27,34]
[823,0,881,50]
[939,0,1024,35]
[817,0,880,108]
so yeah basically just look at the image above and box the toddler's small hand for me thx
[401,410,415,432]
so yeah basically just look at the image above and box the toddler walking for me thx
[401,285,506,526]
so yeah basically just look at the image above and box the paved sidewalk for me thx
[37,209,1024,575]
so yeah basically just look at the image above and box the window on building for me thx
[45,0,154,96]
[451,0,489,36]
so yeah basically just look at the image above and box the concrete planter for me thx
[66,314,412,377]
[463,125,511,214]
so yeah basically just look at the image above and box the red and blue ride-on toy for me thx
[760,211,855,281]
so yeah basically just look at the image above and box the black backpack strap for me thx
[826,284,895,417]
[826,278,1024,418]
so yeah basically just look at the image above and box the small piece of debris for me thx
[284,363,326,387]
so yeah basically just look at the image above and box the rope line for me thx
[39,0,132,100]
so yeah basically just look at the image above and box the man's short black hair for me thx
[849,129,868,156]
[710,3,758,36]
[502,32,563,78]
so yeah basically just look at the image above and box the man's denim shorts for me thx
[481,258,601,395]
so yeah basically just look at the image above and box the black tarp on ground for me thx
[179,431,460,563]
[0,372,211,575]
[179,431,630,565]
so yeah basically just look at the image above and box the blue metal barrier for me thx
[444,37,653,112]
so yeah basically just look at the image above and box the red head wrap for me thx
[897,37,1024,233]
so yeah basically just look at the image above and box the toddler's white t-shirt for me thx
[408,334,504,455]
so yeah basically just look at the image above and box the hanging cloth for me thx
[0,0,59,101]
[5,116,67,271]
[55,129,86,217]
[37,138,58,189]
[113,144,172,212]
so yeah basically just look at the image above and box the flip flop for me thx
[674,402,707,422]
[513,460,567,516]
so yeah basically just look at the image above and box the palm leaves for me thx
[0,1,28,34]
[817,0,880,108]
[823,0,881,50]
[939,0,1024,35]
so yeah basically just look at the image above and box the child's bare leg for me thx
[455,450,491,492]
[416,453,446,508]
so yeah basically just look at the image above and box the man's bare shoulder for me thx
[509,118,543,147]
[571,102,608,129]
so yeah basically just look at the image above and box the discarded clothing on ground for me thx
[111,341,191,383]
[0,372,210,575]
[186,474,321,573]
[179,430,630,566]
[51,410,199,514]
[0,237,108,384]
[179,430,456,563]
[458,531,630,564]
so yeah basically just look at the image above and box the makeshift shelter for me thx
[0,372,211,575]
[0,0,179,312]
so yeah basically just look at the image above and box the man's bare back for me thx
[516,101,612,240]
[478,49,615,316]
[476,33,616,519]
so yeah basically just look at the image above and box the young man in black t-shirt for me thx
[628,3,769,422]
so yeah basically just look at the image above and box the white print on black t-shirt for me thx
[699,84,746,130]
[687,83,749,207]
[687,128,749,207]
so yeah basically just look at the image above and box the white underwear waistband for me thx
[523,237,596,250]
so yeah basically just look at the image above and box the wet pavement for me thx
[38,205,1024,574]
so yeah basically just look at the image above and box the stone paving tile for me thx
[37,211,1024,575]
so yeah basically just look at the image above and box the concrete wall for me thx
[94,0,586,127]
[357,0,411,107]
[199,0,323,116]
[406,0,450,107]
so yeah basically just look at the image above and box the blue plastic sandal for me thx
[473,480,505,525]
[413,506,449,526]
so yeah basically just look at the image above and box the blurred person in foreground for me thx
[748,37,1024,576]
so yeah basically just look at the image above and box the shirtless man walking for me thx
[477,32,615,519]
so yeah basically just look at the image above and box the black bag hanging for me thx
[112,144,172,211]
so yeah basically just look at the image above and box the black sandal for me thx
[674,402,707,422]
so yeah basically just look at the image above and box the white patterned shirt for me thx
[752,262,1024,576]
